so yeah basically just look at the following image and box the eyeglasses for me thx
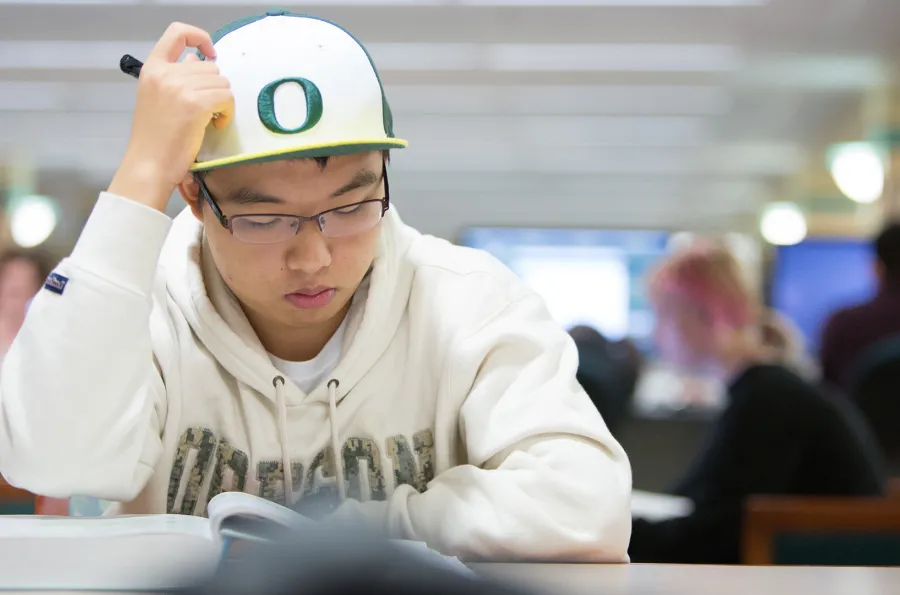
[194,165,391,245]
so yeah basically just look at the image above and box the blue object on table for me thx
[68,496,111,517]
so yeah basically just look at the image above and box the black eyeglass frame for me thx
[193,163,391,240]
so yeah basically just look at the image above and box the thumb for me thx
[182,52,201,63]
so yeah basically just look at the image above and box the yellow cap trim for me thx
[190,137,409,172]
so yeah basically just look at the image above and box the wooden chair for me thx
[888,477,900,500]
[743,495,900,566]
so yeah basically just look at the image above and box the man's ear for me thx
[176,173,204,222]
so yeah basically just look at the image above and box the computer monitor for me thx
[458,227,670,351]
[770,238,877,353]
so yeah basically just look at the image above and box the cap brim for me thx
[189,138,408,172]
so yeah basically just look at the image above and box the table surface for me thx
[472,563,900,595]
[3,562,900,593]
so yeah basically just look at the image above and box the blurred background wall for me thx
[3,1,900,250]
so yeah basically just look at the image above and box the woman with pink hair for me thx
[649,241,759,377]
[628,242,884,564]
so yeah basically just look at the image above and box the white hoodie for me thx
[0,193,632,561]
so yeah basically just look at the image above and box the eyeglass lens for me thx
[229,200,385,244]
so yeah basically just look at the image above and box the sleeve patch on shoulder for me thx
[44,272,70,295]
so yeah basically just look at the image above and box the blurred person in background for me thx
[820,222,900,391]
[569,325,643,438]
[628,242,884,564]
[758,309,819,381]
[0,250,48,365]
[0,13,631,562]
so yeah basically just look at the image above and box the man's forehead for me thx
[209,161,383,207]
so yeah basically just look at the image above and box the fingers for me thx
[138,22,232,134]
[212,114,230,131]
[172,60,220,75]
[204,90,235,130]
[149,22,215,64]
[142,57,227,91]
[179,74,231,91]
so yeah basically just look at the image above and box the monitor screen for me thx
[770,238,877,353]
[458,227,670,350]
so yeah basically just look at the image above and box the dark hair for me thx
[568,325,643,436]
[875,221,900,280]
[568,325,644,382]
[568,324,609,349]
[611,337,645,392]
[312,149,391,170]
[196,150,391,180]
[0,249,51,288]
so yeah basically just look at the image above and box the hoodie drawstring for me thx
[273,376,293,506]
[273,376,345,507]
[327,379,346,502]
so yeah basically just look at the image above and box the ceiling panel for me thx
[0,0,897,245]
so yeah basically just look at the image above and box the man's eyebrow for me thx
[329,169,381,199]
[216,169,381,205]
[221,188,286,206]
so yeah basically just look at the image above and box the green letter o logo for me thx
[257,77,323,135]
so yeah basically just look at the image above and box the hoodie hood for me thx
[158,206,417,405]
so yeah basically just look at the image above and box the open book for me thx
[0,491,469,591]
[208,490,311,543]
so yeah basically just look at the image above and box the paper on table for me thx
[631,489,694,522]
[0,514,211,539]
[0,515,219,591]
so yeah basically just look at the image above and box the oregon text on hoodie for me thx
[0,193,632,561]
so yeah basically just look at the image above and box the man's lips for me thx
[285,288,336,309]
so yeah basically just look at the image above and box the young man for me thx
[0,13,631,561]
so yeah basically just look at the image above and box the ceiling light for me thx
[760,202,806,246]
[667,231,696,252]
[828,142,884,204]
[9,195,58,248]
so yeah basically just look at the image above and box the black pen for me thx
[119,53,222,119]
[119,54,143,79]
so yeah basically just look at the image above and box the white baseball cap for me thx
[191,10,407,172]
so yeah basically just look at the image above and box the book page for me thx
[207,492,311,541]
